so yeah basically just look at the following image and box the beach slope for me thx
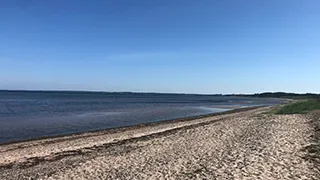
[0,106,318,179]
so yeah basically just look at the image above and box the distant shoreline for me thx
[2,89,318,98]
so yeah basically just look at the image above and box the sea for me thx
[0,90,283,144]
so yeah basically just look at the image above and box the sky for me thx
[0,0,319,94]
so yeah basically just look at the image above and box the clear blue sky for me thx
[1,0,319,94]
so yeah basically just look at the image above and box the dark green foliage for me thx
[229,92,320,99]
[251,92,320,99]
[305,144,320,154]
[275,99,320,114]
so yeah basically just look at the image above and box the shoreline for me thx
[0,106,262,146]
[1,104,318,179]
[0,106,267,167]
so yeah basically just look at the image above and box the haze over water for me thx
[0,90,283,144]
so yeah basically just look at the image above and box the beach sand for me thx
[0,106,318,179]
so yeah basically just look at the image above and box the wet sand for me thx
[0,106,318,179]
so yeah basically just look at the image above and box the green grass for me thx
[275,99,320,114]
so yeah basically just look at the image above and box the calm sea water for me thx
[0,91,283,144]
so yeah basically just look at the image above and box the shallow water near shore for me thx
[0,91,283,144]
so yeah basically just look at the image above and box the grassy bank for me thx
[275,99,320,114]
[275,99,320,166]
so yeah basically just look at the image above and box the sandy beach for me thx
[0,106,319,179]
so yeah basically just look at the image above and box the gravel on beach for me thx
[0,107,318,179]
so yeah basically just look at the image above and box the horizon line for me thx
[1,89,319,96]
